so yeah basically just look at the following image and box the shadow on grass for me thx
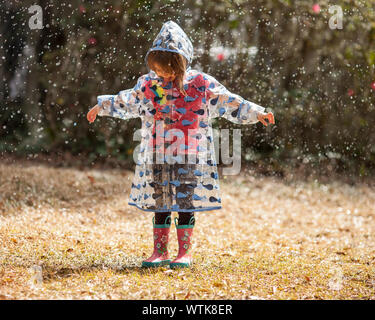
[41,262,174,282]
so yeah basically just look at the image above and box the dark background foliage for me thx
[1,0,375,177]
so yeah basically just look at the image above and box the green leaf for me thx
[229,20,239,29]
[366,51,375,66]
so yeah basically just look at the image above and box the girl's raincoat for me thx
[95,21,265,212]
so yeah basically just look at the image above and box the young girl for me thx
[87,21,275,269]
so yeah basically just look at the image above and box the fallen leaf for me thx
[220,251,235,257]
[163,270,174,274]
[87,175,95,184]
[335,251,346,256]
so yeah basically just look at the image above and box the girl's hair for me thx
[147,51,188,96]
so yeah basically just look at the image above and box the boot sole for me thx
[170,261,192,269]
[141,259,171,268]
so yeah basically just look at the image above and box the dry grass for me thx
[0,161,374,300]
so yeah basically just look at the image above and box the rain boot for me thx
[170,216,195,269]
[141,215,171,268]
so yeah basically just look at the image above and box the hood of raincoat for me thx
[144,20,194,71]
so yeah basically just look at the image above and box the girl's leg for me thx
[178,211,195,225]
[155,212,194,225]
[155,211,171,224]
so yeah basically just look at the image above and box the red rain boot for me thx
[170,216,195,269]
[141,215,171,268]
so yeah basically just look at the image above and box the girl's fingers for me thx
[268,113,275,124]
[87,111,96,123]
[259,112,276,126]
[265,113,274,124]
[258,113,266,123]
[260,117,268,126]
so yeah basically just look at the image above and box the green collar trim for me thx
[152,215,171,228]
[174,216,195,229]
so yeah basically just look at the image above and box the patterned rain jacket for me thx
[95,21,266,212]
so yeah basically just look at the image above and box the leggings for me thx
[155,211,195,226]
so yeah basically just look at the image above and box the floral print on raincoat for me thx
[95,20,266,212]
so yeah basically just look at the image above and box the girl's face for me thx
[152,63,176,82]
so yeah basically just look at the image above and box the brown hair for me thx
[147,50,188,96]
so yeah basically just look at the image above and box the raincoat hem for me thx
[128,202,222,213]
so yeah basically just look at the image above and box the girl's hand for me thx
[87,105,101,123]
[257,111,275,127]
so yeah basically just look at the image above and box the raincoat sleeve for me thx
[96,74,150,120]
[203,72,266,124]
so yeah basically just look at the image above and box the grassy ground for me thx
[0,160,374,300]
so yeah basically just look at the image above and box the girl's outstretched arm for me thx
[91,74,151,121]
[203,72,272,125]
